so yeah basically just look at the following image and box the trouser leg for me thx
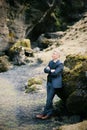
[56,88,64,99]
[43,85,55,116]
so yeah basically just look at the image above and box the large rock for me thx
[37,32,64,49]
[0,55,13,72]
[9,39,34,64]
[59,54,87,115]
[66,89,87,115]
[10,39,32,52]
[56,120,87,130]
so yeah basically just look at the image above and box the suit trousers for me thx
[42,84,62,116]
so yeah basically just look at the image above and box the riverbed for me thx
[0,64,60,130]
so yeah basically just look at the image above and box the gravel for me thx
[0,64,60,130]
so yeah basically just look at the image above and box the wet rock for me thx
[0,55,13,72]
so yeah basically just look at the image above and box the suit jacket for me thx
[44,60,64,88]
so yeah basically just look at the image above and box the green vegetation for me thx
[53,0,86,30]
[10,39,31,52]
[25,77,42,93]
[62,54,87,99]
[61,54,87,115]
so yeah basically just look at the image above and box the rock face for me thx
[60,54,87,116]
[0,0,9,55]
[0,0,26,55]
[0,0,87,55]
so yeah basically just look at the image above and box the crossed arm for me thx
[44,63,64,77]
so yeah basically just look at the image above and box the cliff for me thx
[0,0,87,55]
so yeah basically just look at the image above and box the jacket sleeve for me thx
[44,62,51,74]
[50,63,64,77]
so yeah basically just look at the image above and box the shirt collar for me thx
[53,59,59,63]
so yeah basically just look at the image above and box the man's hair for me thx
[53,49,60,57]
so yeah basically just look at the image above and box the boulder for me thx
[0,55,13,72]
[11,39,33,54]
[11,46,26,65]
[58,54,87,116]
[37,33,61,49]
[66,89,87,115]
[9,39,34,62]
[10,39,32,52]
[56,120,87,130]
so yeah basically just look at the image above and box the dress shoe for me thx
[41,115,51,120]
[36,114,44,119]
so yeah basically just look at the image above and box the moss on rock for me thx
[64,54,87,69]
[62,54,87,98]
[59,54,87,115]
[25,77,42,93]
[66,89,87,115]
[28,77,42,86]
[10,38,33,54]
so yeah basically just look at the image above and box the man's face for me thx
[52,51,60,60]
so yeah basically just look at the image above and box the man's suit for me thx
[42,60,64,116]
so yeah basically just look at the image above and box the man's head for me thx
[52,50,60,60]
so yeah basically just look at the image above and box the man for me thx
[36,50,64,119]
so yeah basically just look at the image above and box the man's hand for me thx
[51,69,55,72]
[46,66,50,70]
